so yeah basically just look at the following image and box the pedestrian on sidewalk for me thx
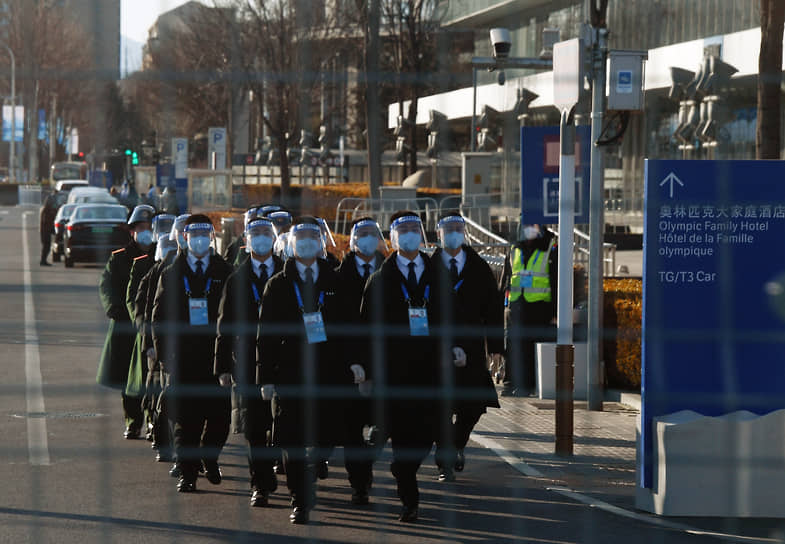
[500,222,557,397]
[432,214,503,481]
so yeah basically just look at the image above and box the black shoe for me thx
[250,488,269,507]
[169,463,182,478]
[351,489,369,505]
[39,261,51,267]
[274,460,285,475]
[316,460,328,480]
[177,477,196,493]
[499,385,515,397]
[289,506,309,524]
[203,460,222,485]
[438,468,456,482]
[454,450,465,472]
[156,450,173,463]
[398,505,418,523]
[123,426,141,439]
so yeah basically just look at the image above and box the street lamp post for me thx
[470,56,552,152]
[0,42,15,184]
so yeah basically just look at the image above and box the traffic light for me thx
[132,151,139,166]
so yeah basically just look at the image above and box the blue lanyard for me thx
[400,283,430,306]
[293,281,324,312]
[453,279,464,292]
[251,283,261,305]
[531,250,541,269]
[183,276,211,297]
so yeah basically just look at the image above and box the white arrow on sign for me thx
[659,171,684,198]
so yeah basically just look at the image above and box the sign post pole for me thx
[556,107,575,457]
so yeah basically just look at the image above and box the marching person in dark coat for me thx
[333,217,387,505]
[136,214,189,466]
[431,214,503,481]
[215,217,283,507]
[97,204,156,439]
[152,214,233,493]
[256,216,351,524]
[125,213,176,441]
[223,205,260,267]
[359,211,444,523]
[38,191,59,266]
[500,223,558,397]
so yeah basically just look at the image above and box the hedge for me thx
[603,278,642,390]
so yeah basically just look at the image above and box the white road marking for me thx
[22,212,50,466]
[471,433,777,543]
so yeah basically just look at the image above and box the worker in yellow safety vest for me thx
[500,223,557,397]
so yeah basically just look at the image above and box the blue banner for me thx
[641,160,785,489]
[38,109,47,141]
[520,125,591,225]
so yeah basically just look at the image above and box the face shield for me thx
[152,214,176,242]
[519,223,542,241]
[259,205,282,217]
[350,219,386,257]
[316,217,336,257]
[183,222,215,258]
[155,236,178,262]
[268,211,293,233]
[243,207,259,231]
[245,218,278,256]
[287,223,325,260]
[274,231,291,258]
[389,215,426,253]
[437,215,467,250]
[169,213,191,250]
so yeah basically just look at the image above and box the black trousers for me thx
[435,404,486,468]
[172,387,231,481]
[244,394,278,492]
[505,300,555,392]
[342,395,377,493]
[153,372,174,455]
[386,400,436,509]
[122,392,143,430]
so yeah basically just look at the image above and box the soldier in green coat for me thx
[97,204,156,439]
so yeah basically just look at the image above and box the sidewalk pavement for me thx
[471,389,785,543]
[472,390,638,510]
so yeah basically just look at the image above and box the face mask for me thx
[295,238,320,260]
[250,234,274,256]
[188,235,211,257]
[355,235,378,257]
[136,229,153,247]
[522,226,540,241]
[443,231,464,250]
[397,231,421,253]
[177,233,187,249]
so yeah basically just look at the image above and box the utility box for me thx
[607,50,647,111]
[461,152,494,202]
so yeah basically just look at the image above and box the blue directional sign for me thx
[641,159,785,489]
[520,125,591,224]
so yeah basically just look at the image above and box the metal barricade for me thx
[186,168,233,212]
[17,184,42,207]
[334,196,440,234]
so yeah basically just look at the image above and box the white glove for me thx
[218,373,232,387]
[261,384,275,400]
[349,364,366,384]
[452,346,467,368]
[358,380,373,397]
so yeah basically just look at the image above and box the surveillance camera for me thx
[489,28,512,59]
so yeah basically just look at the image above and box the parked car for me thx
[67,186,120,205]
[63,204,132,268]
[51,203,79,263]
[54,179,89,192]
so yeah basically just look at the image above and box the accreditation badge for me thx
[188,298,209,326]
[302,311,327,344]
[408,307,429,336]
[520,270,534,288]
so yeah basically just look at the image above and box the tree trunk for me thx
[278,135,290,204]
[757,0,785,159]
[365,0,382,198]
[407,97,418,177]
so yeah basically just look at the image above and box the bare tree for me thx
[0,0,92,179]
[757,0,785,159]
[382,0,441,179]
